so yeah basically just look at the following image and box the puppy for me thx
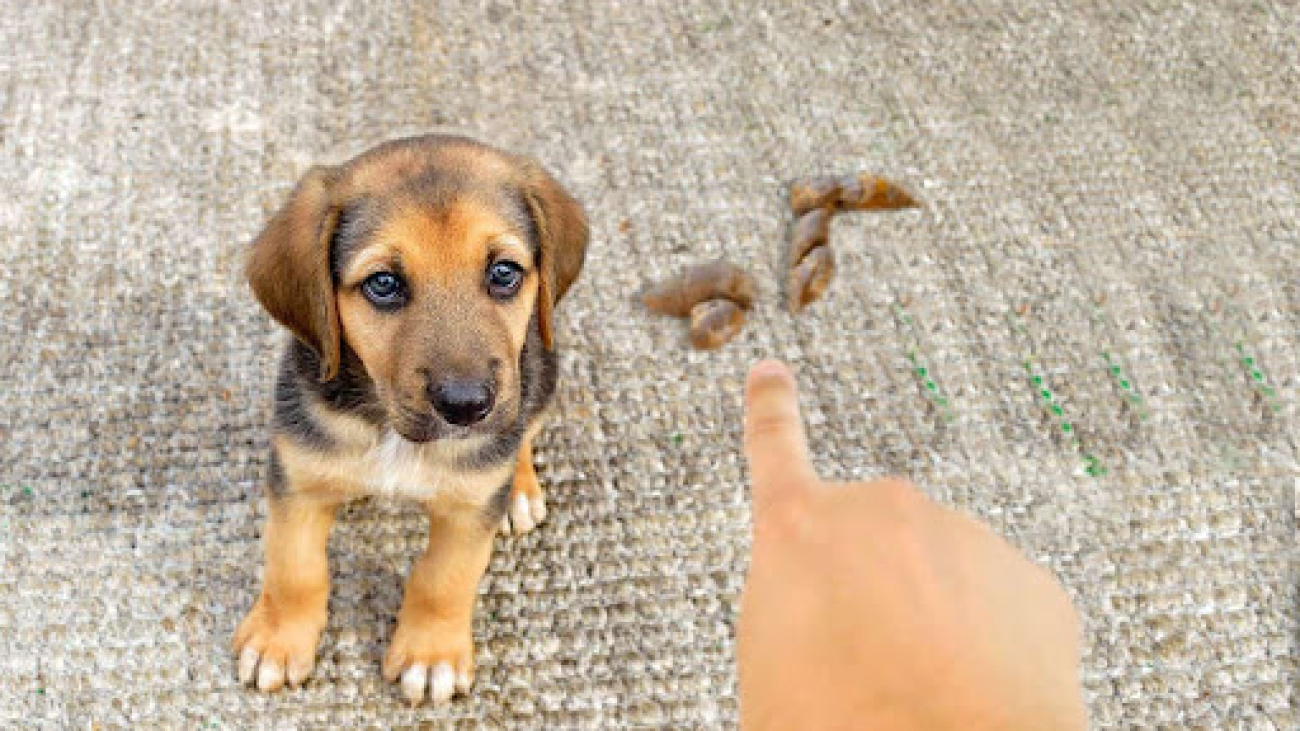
[233,135,588,705]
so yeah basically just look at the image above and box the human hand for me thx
[737,360,1086,731]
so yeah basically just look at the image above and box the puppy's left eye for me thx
[362,271,407,308]
[486,261,524,299]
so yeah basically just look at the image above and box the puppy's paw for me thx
[233,595,325,692]
[383,619,475,705]
[500,473,547,536]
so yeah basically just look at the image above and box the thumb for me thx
[744,360,817,518]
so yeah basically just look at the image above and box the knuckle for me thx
[745,414,792,442]
[866,477,934,547]
[753,486,811,536]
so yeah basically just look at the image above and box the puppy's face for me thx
[246,136,588,443]
[336,195,537,441]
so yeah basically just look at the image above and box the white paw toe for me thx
[237,647,259,686]
[285,656,314,687]
[401,664,428,705]
[256,656,284,692]
[504,492,547,535]
[510,493,535,534]
[430,662,456,704]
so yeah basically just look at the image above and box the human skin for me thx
[737,360,1087,731]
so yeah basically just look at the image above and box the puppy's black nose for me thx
[432,379,495,426]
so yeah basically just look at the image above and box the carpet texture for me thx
[1,1,1296,728]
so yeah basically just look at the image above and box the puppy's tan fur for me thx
[233,136,587,703]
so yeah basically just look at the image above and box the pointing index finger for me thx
[744,360,817,513]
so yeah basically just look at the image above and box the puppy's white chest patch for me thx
[367,431,439,500]
[358,431,510,505]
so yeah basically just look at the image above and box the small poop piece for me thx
[642,260,756,351]
[787,245,835,313]
[789,177,842,216]
[790,174,918,215]
[789,208,831,267]
[835,174,917,210]
[641,260,757,317]
[689,299,746,350]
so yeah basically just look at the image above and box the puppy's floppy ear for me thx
[246,165,344,381]
[520,162,589,350]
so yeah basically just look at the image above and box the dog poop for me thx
[787,246,835,313]
[642,260,757,350]
[789,208,831,265]
[642,260,756,317]
[689,299,746,350]
[789,177,843,217]
[790,174,918,216]
[785,173,918,313]
[835,173,918,211]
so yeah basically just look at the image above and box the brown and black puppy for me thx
[233,135,587,705]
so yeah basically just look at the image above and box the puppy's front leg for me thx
[384,504,497,705]
[234,494,338,691]
[501,432,548,535]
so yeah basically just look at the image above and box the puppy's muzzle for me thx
[429,377,496,427]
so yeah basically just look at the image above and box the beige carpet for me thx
[1,1,1296,728]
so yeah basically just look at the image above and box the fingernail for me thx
[749,360,789,381]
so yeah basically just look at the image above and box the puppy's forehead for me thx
[331,139,541,278]
[339,191,533,283]
[395,194,525,266]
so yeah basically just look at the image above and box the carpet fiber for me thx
[1,1,1296,728]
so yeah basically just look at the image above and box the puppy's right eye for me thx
[362,272,406,308]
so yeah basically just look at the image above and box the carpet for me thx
[0,1,1295,728]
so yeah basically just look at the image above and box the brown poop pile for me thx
[787,174,918,312]
[641,260,758,350]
